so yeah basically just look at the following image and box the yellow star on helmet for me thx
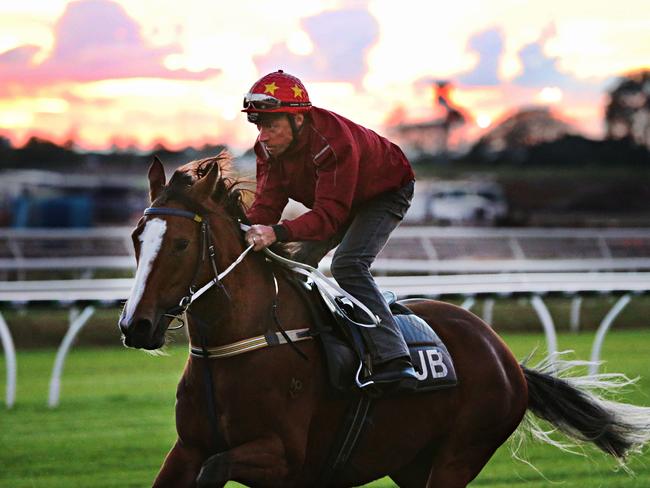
[291,84,304,98]
[264,82,278,95]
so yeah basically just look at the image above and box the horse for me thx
[118,154,650,487]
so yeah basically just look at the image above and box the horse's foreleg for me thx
[196,435,290,488]
[153,440,205,488]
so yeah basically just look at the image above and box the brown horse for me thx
[119,155,650,487]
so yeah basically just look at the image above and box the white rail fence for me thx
[3,226,650,276]
[1,226,650,409]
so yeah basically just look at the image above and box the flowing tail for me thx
[518,354,650,464]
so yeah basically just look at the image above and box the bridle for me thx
[142,206,254,329]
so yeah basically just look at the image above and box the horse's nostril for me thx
[134,318,153,331]
[119,318,152,337]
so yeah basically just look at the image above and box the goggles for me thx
[243,93,282,110]
[242,93,311,111]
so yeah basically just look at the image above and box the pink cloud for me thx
[0,45,40,65]
[0,0,219,88]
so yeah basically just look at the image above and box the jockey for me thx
[242,70,418,392]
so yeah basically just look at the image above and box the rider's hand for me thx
[245,225,277,251]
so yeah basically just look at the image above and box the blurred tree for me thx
[14,137,82,168]
[0,136,11,164]
[468,108,572,164]
[605,70,650,149]
[0,135,11,150]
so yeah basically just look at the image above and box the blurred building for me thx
[467,107,574,164]
[0,170,147,227]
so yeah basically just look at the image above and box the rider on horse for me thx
[242,70,418,392]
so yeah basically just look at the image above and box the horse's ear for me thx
[148,157,166,203]
[191,162,221,202]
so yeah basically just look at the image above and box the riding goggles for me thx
[242,93,311,111]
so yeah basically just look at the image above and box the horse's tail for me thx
[518,354,650,464]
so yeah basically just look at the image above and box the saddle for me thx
[300,284,458,395]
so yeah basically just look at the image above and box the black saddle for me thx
[304,287,458,394]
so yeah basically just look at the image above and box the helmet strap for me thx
[288,114,300,139]
[286,114,304,150]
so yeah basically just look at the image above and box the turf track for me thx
[1,330,649,487]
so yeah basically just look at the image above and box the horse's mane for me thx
[152,152,293,257]
[153,152,249,221]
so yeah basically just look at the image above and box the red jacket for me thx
[246,107,415,241]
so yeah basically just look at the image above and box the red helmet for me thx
[242,70,311,115]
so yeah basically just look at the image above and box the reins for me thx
[241,222,381,330]
[142,207,311,358]
[239,223,380,389]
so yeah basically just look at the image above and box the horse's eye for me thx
[172,239,190,252]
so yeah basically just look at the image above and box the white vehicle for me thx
[425,181,508,225]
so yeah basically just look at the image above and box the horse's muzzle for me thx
[119,315,166,350]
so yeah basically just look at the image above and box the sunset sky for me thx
[1,0,649,154]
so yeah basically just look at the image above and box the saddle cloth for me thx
[313,291,458,394]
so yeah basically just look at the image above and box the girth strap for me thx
[317,394,373,487]
[190,328,312,359]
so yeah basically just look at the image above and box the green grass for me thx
[1,331,649,487]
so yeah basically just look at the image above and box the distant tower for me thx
[434,80,464,162]
[435,80,452,110]
[388,79,466,160]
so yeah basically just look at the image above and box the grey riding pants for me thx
[290,180,415,365]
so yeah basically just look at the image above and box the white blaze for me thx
[123,218,167,324]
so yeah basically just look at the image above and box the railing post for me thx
[589,294,632,375]
[48,305,96,408]
[0,311,17,408]
[460,296,475,311]
[569,295,582,333]
[482,298,494,325]
[530,295,558,358]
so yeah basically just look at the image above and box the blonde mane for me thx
[175,151,234,183]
